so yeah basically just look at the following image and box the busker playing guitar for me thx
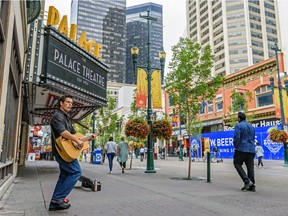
[49,95,97,211]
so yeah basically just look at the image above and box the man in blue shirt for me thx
[233,112,256,192]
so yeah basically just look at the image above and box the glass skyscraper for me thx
[186,0,280,76]
[71,0,126,83]
[126,3,163,84]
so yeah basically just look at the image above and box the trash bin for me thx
[93,149,102,164]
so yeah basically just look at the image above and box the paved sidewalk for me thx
[0,157,287,216]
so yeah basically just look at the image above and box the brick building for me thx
[165,53,287,155]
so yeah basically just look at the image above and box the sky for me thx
[44,0,187,73]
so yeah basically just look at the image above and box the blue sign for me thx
[199,126,284,160]
[93,149,102,164]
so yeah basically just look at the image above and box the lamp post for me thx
[131,10,165,173]
[90,111,96,163]
[269,43,288,127]
[269,43,288,165]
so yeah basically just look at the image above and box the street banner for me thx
[274,89,288,124]
[136,68,147,108]
[198,126,283,160]
[151,70,162,109]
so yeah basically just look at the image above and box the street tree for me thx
[165,37,224,180]
[226,80,254,127]
[95,96,123,147]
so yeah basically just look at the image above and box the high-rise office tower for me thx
[71,0,126,83]
[186,0,281,76]
[126,2,163,84]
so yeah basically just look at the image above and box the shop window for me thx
[255,85,273,107]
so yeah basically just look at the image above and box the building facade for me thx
[126,2,163,84]
[71,0,126,83]
[186,0,281,76]
[0,0,37,199]
[165,53,286,158]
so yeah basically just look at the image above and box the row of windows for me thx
[197,85,274,114]
[229,48,247,55]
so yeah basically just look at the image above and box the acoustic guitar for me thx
[55,133,89,162]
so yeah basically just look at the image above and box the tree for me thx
[226,80,254,127]
[95,96,123,147]
[165,37,224,180]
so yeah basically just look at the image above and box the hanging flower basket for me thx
[125,118,150,139]
[269,128,288,143]
[152,119,173,140]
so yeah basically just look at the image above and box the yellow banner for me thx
[136,68,147,108]
[151,70,162,109]
[274,89,288,124]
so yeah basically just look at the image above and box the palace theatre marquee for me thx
[23,20,108,126]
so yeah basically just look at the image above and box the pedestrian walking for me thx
[105,136,117,173]
[255,141,264,168]
[193,145,198,158]
[212,144,218,161]
[49,95,97,211]
[233,112,256,192]
[117,136,129,173]
[139,147,145,161]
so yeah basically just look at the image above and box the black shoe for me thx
[49,199,71,211]
[241,181,253,191]
[247,185,256,192]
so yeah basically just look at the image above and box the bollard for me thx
[207,152,211,183]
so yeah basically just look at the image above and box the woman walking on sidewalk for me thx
[255,141,264,168]
[105,136,117,173]
[117,136,129,173]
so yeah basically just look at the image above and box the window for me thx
[216,96,223,111]
[200,102,206,114]
[168,95,174,107]
[208,100,214,113]
[255,85,273,107]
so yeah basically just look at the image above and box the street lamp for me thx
[131,10,165,173]
[90,111,96,163]
[269,43,288,165]
[269,43,288,128]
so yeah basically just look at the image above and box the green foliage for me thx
[187,118,203,140]
[95,96,123,146]
[165,37,224,135]
[227,81,254,126]
[73,116,92,135]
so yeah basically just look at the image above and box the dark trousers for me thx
[119,162,126,168]
[258,156,263,166]
[52,155,82,201]
[233,150,256,184]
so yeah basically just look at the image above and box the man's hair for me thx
[109,136,113,141]
[58,95,73,107]
[238,112,246,121]
[121,136,125,141]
